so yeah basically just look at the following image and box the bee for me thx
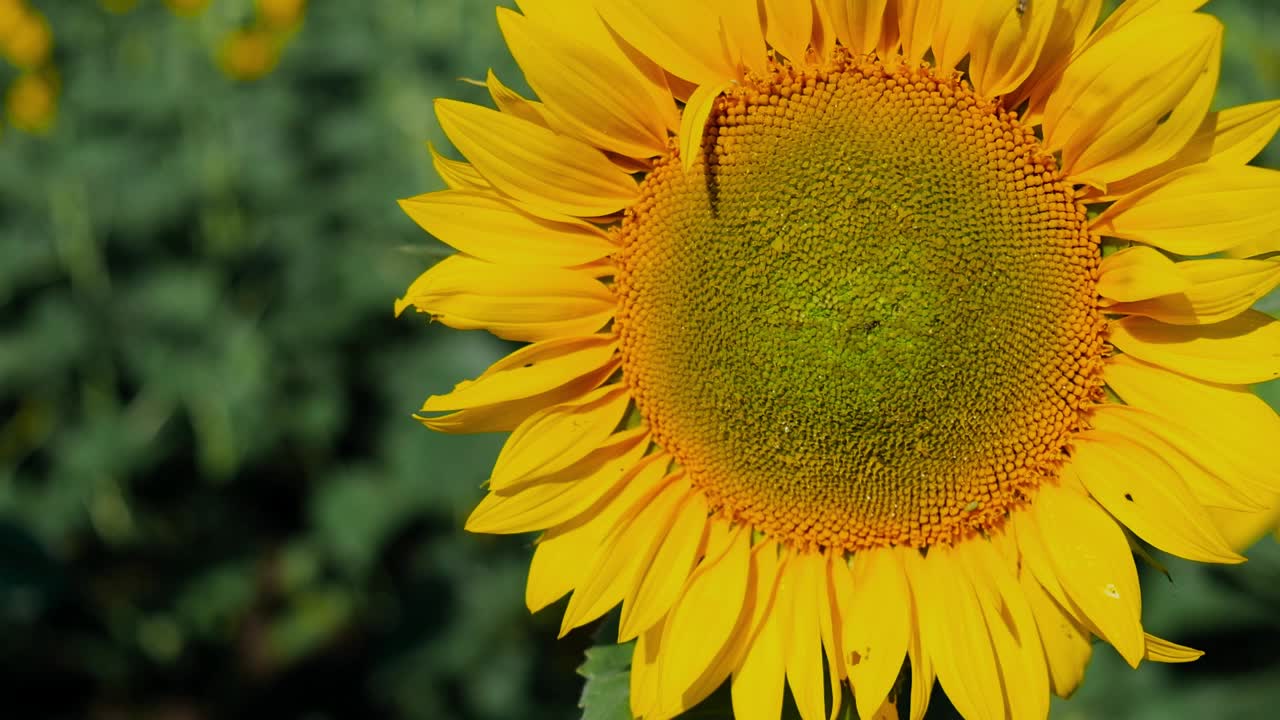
[1016,0,1028,15]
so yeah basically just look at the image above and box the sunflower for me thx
[397,1,1280,718]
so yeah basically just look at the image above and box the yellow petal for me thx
[1042,13,1220,189]
[662,71,700,104]
[1227,236,1280,259]
[399,190,617,266]
[483,376,624,491]
[1082,0,1208,42]
[1107,99,1280,197]
[713,0,769,77]
[619,490,709,641]
[524,451,670,612]
[1030,481,1145,667]
[435,98,638,216]
[396,255,615,342]
[905,601,935,720]
[595,0,738,87]
[527,533,585,613]
[825,552,854,684]
[958,539,1050,720]
[818,0,854,51]
[875,2,901,61]
[1072,432,1244,563]
[781,551,829,720]
[1096,245,1189,303]
[660,536,757,715]
[732,628,787,720]
[1105,354,1280,500]
[824,0,890,55]
[560,474,689,634]
[762,0,814,63]
[929,0,979,72]
[1012,505,1074,614]
[514,0,681,132]
[419,334,617,434]
[997,527,1031,577]
[1104,258,1280,325]
[726,540,783,667]
[905,544,1004,720]
[810,0,837,60]
[1088,403,1262,512]
[846,547,910,720]
[896,0,939,65]
[1208,497,1280,554]
[967,0,1054,99]
[1187,99,1280,166]
[1022,572,1092,699]
[464,427,648,534]
[1144,633,1204,663]
[1007,0,1103,117]
[1063,0,1105,51]
[490,384,630,490]
[485,69,550,128]
[816,554,845,720]
[655,524,750,714]
[1092,165,1280,256]
[1065,0,1210,107]
[1092,23,1221,190]
[429,142,491,192]
[1109,312,1280,385]
[731,545,787,720]
[630,614,665,718]
[679,81,733,172]
[498,8,669,159]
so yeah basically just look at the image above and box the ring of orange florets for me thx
[614,50,1106,553]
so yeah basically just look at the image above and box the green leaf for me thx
[578,642,634,720]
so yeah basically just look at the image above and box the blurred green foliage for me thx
[1,1,590,717]
[0,1,1277,719]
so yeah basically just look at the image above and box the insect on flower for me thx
[1016,0,1029,15]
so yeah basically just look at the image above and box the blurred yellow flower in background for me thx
[219,27,279,82]
[211,0,308,82]
[6,69,56,133]
[163,0,211,18]
[1,0,56,135]
[0,0,22,37]
[0,3,51,69]
[258,0,306,31]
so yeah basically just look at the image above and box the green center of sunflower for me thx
[615,55,1105,552]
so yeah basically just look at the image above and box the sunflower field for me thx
[1,1,1278,719]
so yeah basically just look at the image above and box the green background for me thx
[0,1,1276,718]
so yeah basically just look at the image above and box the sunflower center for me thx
[615,55,1104,552]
